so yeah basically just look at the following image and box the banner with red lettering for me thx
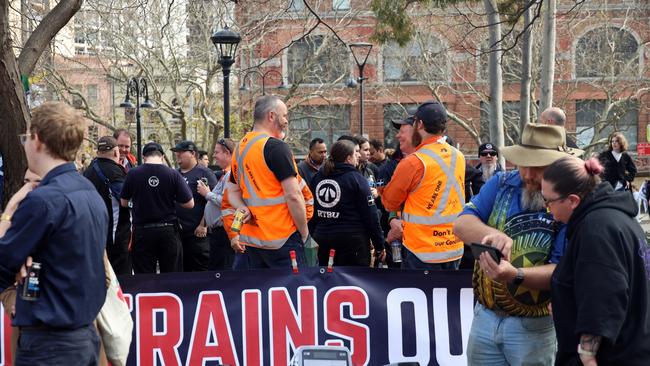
[0,268,474,366]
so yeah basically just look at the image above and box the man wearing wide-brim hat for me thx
[453,123,582,365]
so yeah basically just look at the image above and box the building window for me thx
[575,27,639,78]
[289,0,304,11]
[382,34,448,82]
[86,84,98,109]
[287,35,348,85]
[479,101,521,146]
[287,105,350,155]
[575,100,638,150]
[74,10,112,56]
[333,0,350,10]
[383,103,417,149]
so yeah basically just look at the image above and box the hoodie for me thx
[551,182,650,365]
[309,163,384,247]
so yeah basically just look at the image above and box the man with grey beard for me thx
[453,123,583,366]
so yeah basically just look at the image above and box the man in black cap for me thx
[172,140,218,272]
[84,136,132,275]
[468,142,504,199]
[381,101,466,270]
[121,142,194,273]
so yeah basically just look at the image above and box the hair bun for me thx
[584,158,604,176]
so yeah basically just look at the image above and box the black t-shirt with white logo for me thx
[176,164,217,236]
[121,164,192,225]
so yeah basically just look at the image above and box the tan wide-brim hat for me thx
[500,123,584,167]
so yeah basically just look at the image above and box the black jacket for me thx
[310,163,384,247]
[83,158,131,248]
[551,182,650,365]
[598,150,637,190]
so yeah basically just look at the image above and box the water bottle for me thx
[390,241,402,263]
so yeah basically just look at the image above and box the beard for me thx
[273,115,286,140]
[521,186,545,212]
[482,162,497,181]
[411,128,422,148]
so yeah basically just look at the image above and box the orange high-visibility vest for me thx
[402,142,466,263]
[231,131,304,249]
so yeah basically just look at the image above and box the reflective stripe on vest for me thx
[222,208,236,216]
[402,147,464,226]
[402,144,465,263]
[238,234,288,248]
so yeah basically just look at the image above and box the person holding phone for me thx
[542,157,650,365]
[454,123,583,365]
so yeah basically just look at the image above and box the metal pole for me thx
[358,64,365,136]
[220,57,234,138]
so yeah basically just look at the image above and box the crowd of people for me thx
[0,96,649,365]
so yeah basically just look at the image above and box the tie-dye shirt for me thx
[461,170,566,317]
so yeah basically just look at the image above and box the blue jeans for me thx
[467,303,556,366]
[16,324,100,366]
[246,231,306,269]
[400,247,461,270]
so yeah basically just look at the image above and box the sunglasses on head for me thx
[480,152,497,157]
[217,139,231,154]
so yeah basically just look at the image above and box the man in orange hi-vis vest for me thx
[227,95,311,269]
[381,101,466,270]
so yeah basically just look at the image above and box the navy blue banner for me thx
[0,268,474,366]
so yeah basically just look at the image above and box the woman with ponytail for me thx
[541,157,650,366]
[309,140,385,267]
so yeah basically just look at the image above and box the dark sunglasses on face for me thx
[217,139,231,154]
[480,152,497,157]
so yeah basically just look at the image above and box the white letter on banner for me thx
[386,288,430,365]
[432,288,474,366]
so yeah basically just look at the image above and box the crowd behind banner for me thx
[0,99,648,366]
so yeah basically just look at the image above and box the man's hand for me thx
[231,236,245,253]
[580,355,598,366]
[194,225,207,238]
[482,232,514,260]
[197,180,211,197]
[386,219,403,242]
[5,182,36,215]
[15,256,33,286]
[478,252,517,283]
[370,187,379,199]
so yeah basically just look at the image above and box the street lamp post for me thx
[349,42,373,136]
[211,26,241,139]
[239,69,287,95]
[119,77,154,165]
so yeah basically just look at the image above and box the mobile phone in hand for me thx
[470,243,502,264]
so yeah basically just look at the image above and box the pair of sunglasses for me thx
[480,152,497,157]
[217,139,232,154]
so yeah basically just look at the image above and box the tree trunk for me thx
[519,0,534,133]
[484,0,505,167]
[1,0,83,205]
[539,0,556,112]
[0,1,30,206]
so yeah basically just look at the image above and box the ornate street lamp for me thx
[211,26,241,138]
[239,69,287,96]
[349,42,373,136]
[119,77,155,165]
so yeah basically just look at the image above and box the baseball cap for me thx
[142,142,164,156]
[391,106,418,130]
[478,143,498,155]
[414,101,447,130]
[97,136,117,152]
[171,140,198,152]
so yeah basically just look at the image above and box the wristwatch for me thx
[511,268,525,285]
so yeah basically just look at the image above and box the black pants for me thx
[182,234,210,272]
[132,225,183,273]
[106,232,131,275]
[314,231,371,267]
[209,226,235,270]
[16,324,100,366]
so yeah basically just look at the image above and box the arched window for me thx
[287,35,348,85]
[575,27,639,78]
[383,33,448,82]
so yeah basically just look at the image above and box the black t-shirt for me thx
[121,163,192,225]
[230,137,297,184]
[83,158,130,247]
[176,164,217,236]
